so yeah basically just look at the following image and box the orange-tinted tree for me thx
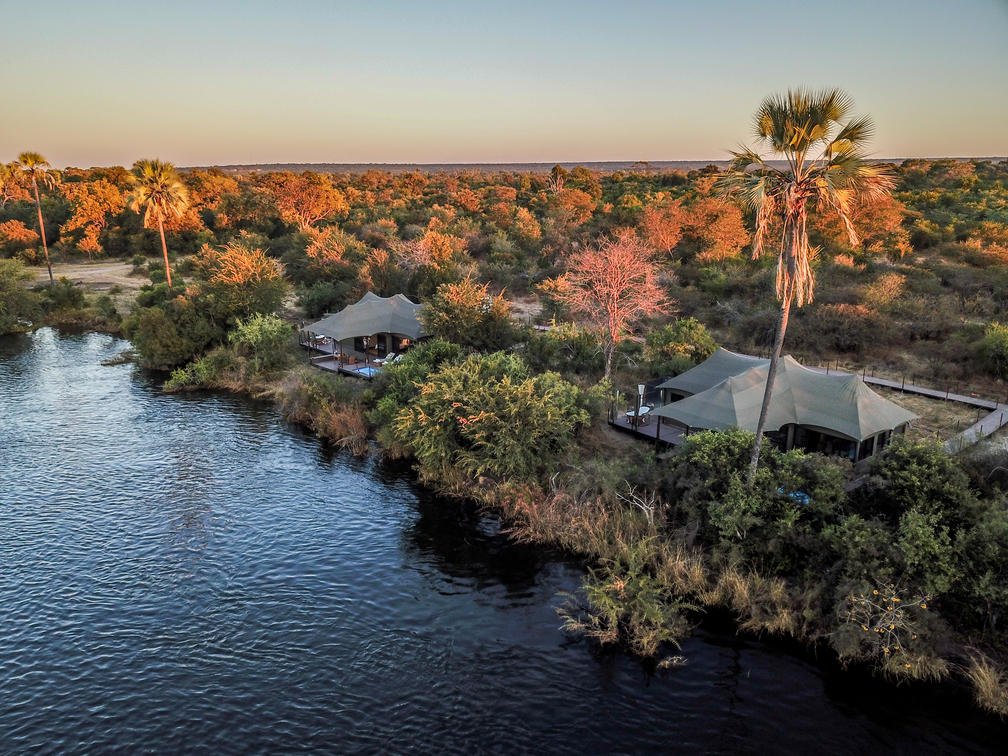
[680,196,750,263]
[547,230,673,379]
[264,172,349,231]
[0,163,31,207]
[59,179,125,259]
[639,199,685,254]
[196,240,287,321]
[0,219,39,257]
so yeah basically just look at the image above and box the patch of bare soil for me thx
[509,296,543,324]
[30,260,145,292]
[29,260,148,313]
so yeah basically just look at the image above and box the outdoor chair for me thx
[374,352,397,366]
[625,404,653,426]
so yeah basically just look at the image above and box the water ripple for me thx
[0,330,1004,753]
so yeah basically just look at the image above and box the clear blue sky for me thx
[2,0,1005,167]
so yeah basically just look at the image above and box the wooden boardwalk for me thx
[857,375,1008,454]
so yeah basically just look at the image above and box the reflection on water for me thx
[0,329,1004,753]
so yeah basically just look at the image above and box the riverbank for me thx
[8,328,1006,751]
[153,327,1008,720]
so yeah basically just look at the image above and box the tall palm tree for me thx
[127,159,189,290]
[716,89,894,484]
[16,152,60,286]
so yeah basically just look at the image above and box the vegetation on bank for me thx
[3,135,1008,715]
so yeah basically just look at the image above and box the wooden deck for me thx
[608,412,685,447]
[301,339,386,380]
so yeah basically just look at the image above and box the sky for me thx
[1,0,1006,167]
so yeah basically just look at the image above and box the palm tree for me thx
[127,159,189,290]
[716,89,894,484]
[16,152,60,286]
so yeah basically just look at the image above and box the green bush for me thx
[0,259,41,334]
[978,322,1008,379]
[643,317,717,377]
[40,277,86,311]
[124,301,223,370]
[522,322,601,377]
[299,279,357,319]
[228,313,292,372]
[662,429,847,573]
[391,351,590,488]
[420,277,517,352]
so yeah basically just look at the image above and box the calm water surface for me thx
[1,330,1004,753]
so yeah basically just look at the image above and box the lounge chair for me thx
[374,352,397,366]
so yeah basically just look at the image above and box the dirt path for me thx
[29,260,146,293]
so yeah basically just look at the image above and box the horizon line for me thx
[171,155,1007,170]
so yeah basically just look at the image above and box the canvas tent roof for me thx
[306,292,424,342]
[653,355,917,442]
[657,348,769,397]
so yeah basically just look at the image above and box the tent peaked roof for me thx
[653,354,917,442]
[307,292,424,342]
[657,347,769,397]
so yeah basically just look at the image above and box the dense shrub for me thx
[790,303,885,354]
[660,429,847,573]
[420,277,517,351]
[643,317,717,377]
[0,259,41,334]
[391,351,590,489]
[522,322,601,377]
[228,313,292,372]
[977,322,1008,379]
[124,301,223,370]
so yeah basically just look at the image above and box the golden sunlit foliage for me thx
[263,172,349,231]
[0,219,39,253]
[60,179,125,257]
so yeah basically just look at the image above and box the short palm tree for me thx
[16,152,60,285]
[716,89,895,484]
[127,159,189,290]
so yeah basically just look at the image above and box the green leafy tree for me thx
[124,300,223,370]
[716,89,894,484]
[16,152,60,285]
[127,159,190,290]
[644,317,717,377]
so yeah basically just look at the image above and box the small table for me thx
[625,405,652,426]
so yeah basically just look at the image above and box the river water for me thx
[0,329,1004,753]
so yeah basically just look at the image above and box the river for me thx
[0,329,1003,753]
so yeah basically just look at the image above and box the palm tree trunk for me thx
[746,286,794,485]
[32,179,53,286]
[158,217,173,290]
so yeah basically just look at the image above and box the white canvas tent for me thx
[306,292,424,343]
[656,347,769,399]
[652,353,917,459]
